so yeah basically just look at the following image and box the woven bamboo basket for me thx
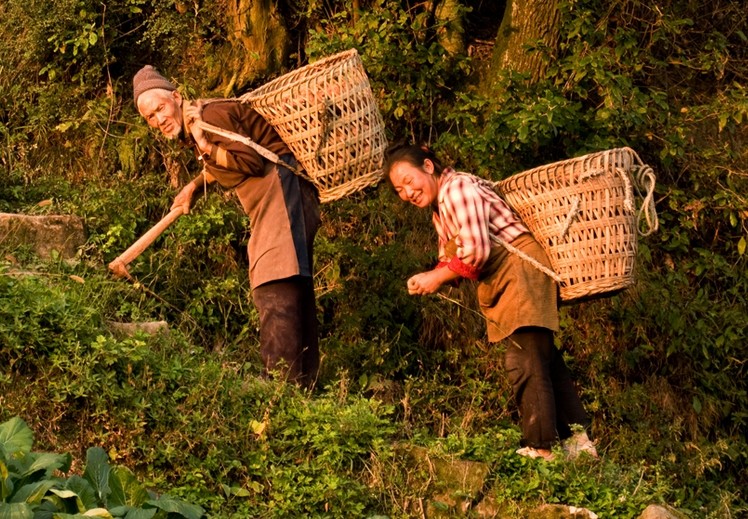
[240,49,388,203]
[496,147,657,304]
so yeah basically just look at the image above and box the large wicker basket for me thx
[496,147,657,304]
[240,49,388,203]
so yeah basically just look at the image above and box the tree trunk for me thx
[429,0,466,57]
[484,0,560,90]
[212,0,291,96]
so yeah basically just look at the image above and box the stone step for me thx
[0,213,86,260]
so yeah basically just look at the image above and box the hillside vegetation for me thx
[1,0,746,517]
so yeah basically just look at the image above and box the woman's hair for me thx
[383,143,444,177]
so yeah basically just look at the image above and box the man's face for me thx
[137,89,183,139]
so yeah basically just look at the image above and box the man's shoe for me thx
[516,446,555,461]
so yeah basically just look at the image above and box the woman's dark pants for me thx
[505,326,589,449]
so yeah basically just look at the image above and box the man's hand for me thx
[172,183,197,215]
[185,102,210,152]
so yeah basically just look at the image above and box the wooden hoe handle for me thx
[108,206,185,279]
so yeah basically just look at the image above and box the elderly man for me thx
[133,65,321,388]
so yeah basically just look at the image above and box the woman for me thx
[385,144,597,460]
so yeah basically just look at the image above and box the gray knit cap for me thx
[133,65,176,105]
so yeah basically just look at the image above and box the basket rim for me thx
[241,48,361,103]
[497,147,639,184]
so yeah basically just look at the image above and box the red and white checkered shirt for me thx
[433,168,528,279]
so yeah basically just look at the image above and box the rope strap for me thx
[635,164,659,236]
[193,120,317,185]
[490,234,564,284]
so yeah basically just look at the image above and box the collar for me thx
[434,167,456,210]
[438,167,455,189]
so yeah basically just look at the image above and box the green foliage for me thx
[0,266,101,371]
[0,259,398,517]
[0,417,204,518]
[1,0,748,516]
[0,0,223,182]
[305,0,472,143]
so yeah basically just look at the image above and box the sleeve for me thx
[189,168,216,189]
[202,106,265,176]
[440,177,493,278]
[437,236,448,264]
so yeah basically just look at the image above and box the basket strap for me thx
[490,234,564,284]
[193,120,317,185]
[487,179,564,283]
[619,148,659,236]
[634,163,659,236]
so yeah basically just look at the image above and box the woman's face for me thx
[389,159,439,209]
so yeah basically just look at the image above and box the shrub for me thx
[0,416,204,518]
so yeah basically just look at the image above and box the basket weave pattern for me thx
[496,148,645,303]
[240,49,387,203]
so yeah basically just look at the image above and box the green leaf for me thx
[738,236,746,256]
[0,461,11,501]
[49,488,79,499]
[108,466,148,509]
[20,452,72,479]
[55,122,74,132]
[718,112,729,131]
[50,514,103,519]
[83,448,110,505]
[0,502,33,519]
[9,480,56,505]
[220,485,250,498]
[47,488,87,516]
[0,418,34,458]
[144,495,204,519]
[66,475,97,510]
[52,509,113,518]
[121,508,156,519]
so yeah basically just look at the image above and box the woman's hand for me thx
[407,266,463,295]
[407,271,443,295]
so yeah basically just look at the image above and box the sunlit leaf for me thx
[0,502,33,519]
[144,495,204,519]
[108,466,148,509]
[0,418,34,458]
[83,448,110,506]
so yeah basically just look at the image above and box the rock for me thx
[529,504,599,519]
[0,213,86,260]
[395,444,496,517]
[107,321,170,337]
[637,504,689,519]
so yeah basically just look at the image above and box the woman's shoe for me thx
[563,431,598,459]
